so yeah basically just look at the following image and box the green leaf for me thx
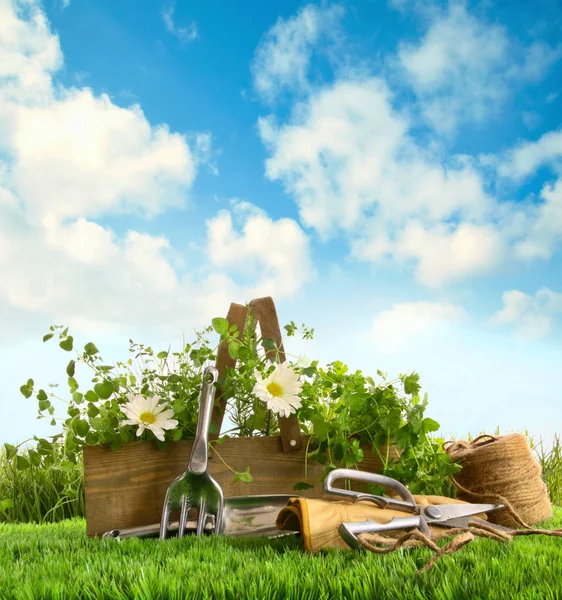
[38,399,51,411]
[421,417,440,434]
[261,338,277,352]
[85,431,100,445]
[157,351,168,359]
[72,392,84,405]
[87,404,99,418]
[310,416,329,442]
[85,390,98,403]
[59,336,74,352]
[293,482,315,490]
[73,419,90,437]
[68,377,78,391]
[94,381,113,400]
[28,450,41,467]
[60,461,76,473]
[67,406,80,418]
[211,317,229,335]
[20,383,33,399]
[3,443,17,460]
[15,455,30,470]
[36,440,53,456]
[50,418,56,426]
[36,389,48,401]
[84,342,99,356]
[66,360,76,377]
[402,372,420,396]
[228,341,241,359]
[0,499,14,512]
[302,366,317,378]
[233,466,254,484]
[42,333,54,342]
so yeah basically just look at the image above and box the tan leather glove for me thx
[276,495,485,552]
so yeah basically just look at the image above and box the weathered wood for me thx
[83,438,398,537]
[209,302,248,440]
[250,297,302,452]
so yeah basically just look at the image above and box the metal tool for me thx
[324,468,505,550]
[104,494,298,540]
[160,365,224,539]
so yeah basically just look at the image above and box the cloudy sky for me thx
[1,0,561,449]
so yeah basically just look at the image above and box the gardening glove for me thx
[276,495,485,552]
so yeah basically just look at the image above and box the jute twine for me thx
[443,433,552,528]
[355,432,562,573]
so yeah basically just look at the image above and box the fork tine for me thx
[196,498,207,537]
[213,495,224,537]
[178,497,191,539]
[160,501,172,539]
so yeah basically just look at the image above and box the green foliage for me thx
[527,432,562,507]
[13,307,562,528]
[0,440,84,524]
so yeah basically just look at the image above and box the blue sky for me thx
[1,0,561,449]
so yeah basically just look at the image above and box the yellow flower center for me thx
[267,382,283,397]
[139,412,156,424]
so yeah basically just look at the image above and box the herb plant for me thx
[6,306,461,512]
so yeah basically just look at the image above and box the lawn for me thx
[1,508,561,600]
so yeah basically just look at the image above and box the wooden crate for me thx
[83,435,395,537]
[83,297,398,537]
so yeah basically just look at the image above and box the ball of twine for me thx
[443,433,552,528]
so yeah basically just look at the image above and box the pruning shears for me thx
[323,468,507,550]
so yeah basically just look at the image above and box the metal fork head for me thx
[160,365,224,540]
[160,471,224,539]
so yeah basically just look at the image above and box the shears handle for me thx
[339,515,430,550]
[323,468,417,513]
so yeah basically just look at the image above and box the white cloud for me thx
[161,1,198,45]
[206,201,314,299]
[251,3,343,102]
[260,77,505,286]
[497,128,562,181]
[391,221,506,287]
[0,0,312,338]
[370,301,468,354]
[9,89,196,227]
[490,288,562,340]
[493,129,562,260]
[397,3,561,133]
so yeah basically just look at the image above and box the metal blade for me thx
[431,515,514,533]
[422,503,503,524]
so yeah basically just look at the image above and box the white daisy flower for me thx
[120,394,178,442]
[295,354,311,368]
[252,362,303,418]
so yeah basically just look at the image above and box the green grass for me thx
[528,433,562,507]
[1,509,561,600]
[0,442,84,524]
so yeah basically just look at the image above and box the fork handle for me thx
[188,366,219,473]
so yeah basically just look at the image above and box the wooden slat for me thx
[250,297,302,452]
[209,302,248,440]
[83,438,398,537]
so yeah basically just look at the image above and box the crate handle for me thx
[209,296,302,452]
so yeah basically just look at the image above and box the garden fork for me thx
[159,365,224,539]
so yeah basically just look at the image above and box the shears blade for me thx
[422,502,503,525]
